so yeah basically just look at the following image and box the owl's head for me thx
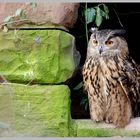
[87,28,128,58]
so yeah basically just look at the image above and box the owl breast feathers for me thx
[82,28,140,128]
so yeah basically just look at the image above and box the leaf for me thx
[15,8,22,16]
[29,2,37,11]
[73,82,83,90]
[95,7,103,27]
[4,16,12,23]
[25,2,37,11]
[20,11,27,19]
[84,8,96,24]
[100,9,106,17]
[81,10,85,17]
[103,4,109,19]
[80,97,89,111]
[3,26,8,33]
[84,103,88,111]
[103,4,109,14]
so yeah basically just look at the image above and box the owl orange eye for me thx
[105,40,114,46]
[92,39,98,46]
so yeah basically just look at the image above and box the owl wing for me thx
[119,56,140,117]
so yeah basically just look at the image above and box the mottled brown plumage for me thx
[82,28,140,128]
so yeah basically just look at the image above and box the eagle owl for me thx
[82,28,140,128]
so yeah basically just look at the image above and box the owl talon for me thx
[91,115,103,123]
[105,118,113,124]
[95,119,101,123]
[91,118,101,123]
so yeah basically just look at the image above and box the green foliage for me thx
[29,3,37,11]
[3,9,26,26]
[95,7,103,27]
[83,3,109,27]
[73,82,83,90]
[103,4,109,19]
[81,3,109,44]
[73,82,89,111]
[16,8,27,19]
[15,8,22,16]
[80,96,89,111]
[84,8,96,24]
[4,16,12,23]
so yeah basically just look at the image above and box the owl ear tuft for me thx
[111,29,126,36]
[90,27,98,33]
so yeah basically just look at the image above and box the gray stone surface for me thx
[75,119,140,137]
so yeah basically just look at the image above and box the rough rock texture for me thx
[0,83,71,136]
[1,82,140,137]
[75,119,140,137]
[0,25,80,84]
[0,3,80,28]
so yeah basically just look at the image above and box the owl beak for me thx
[98,46,103,54]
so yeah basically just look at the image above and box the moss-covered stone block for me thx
[0,83,71,136]
[75,119,140,137]
[0,25,78,84]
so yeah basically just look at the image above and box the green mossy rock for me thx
[0,25,78,84]
[75,120,140,137]
[0,83,71,136]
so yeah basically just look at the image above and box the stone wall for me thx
[0,3,80,136]
[0,26,77,136]
[0,3,80,28]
